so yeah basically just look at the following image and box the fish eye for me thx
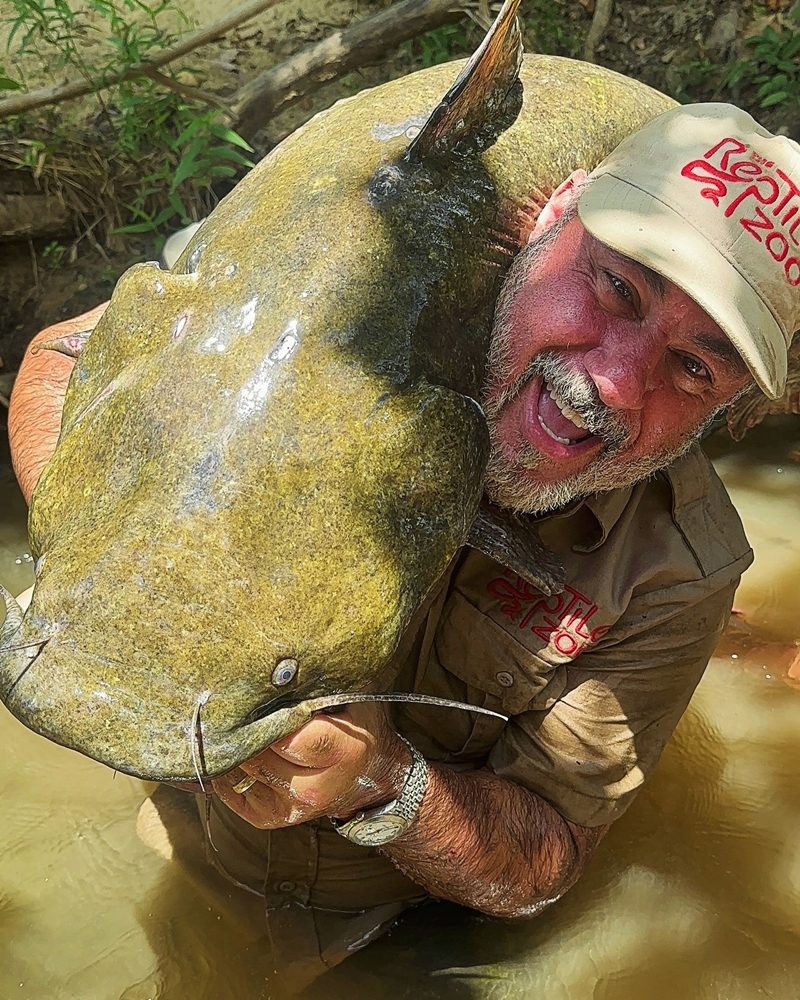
[272,658,298,687]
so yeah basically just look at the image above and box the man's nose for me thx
[582,331,662,411]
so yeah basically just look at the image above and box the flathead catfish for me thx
[0,2,674,782]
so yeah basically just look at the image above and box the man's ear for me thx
[529,169,588,242]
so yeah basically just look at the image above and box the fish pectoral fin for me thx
[467,500,566,597]
[30,329,93,360]
[405,0,523,164]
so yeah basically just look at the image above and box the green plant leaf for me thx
[761,90,790,107]
[206,146,254,168]
[207,122,253,151]
[725,62,746,86]
[0,68,23,90]
[208,164,236,179]
[172,116,208,147]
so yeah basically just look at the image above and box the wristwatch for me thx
[331,737,429,847]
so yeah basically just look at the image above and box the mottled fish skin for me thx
[0,49,674,781]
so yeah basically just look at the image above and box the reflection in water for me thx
[0,432,34,598]
[2,417,800,999]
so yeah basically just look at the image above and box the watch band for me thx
[392,736,429,823]
[331,736,429,846]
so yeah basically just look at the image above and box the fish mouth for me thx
[0,588,506,783]
[0,641,306,783]
[0,629,508,783]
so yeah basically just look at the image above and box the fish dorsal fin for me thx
[405,0,523,164]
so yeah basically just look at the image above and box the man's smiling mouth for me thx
[537,380,595,446]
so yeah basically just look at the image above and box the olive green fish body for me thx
[1,40,674,779]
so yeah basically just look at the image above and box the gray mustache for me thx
[513,352,630,451]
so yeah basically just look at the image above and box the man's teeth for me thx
[544,381,588,430]
[537,417,574,445]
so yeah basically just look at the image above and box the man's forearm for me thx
[382,764,607,918]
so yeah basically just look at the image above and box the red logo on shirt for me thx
[486,573,610,657]
[680,136,800,286]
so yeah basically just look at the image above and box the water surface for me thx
[2,418,800,999]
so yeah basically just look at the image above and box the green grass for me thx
[2,0,254,237]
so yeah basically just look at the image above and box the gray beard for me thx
[481,231,728,516]
[482,400,719,516]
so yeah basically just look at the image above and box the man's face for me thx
[482,215,753,513]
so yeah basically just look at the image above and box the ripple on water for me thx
[2,420,800,998]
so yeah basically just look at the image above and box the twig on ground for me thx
[26,237,39,286]
[582,0,614,63]
[140,66,230,111]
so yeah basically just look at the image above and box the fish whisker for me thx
[262,691,509,722]
[189,690,210,793]
[203,792,217,854]
[2,640,49,701]
[0,636,57,652]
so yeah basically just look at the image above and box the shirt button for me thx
[277,880,297,893]
[496,671,514,688]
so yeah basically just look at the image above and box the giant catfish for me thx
[0,1,674,781]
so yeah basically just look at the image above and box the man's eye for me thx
[681,355,710,380]
[607,273,633,303]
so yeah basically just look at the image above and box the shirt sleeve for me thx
[486,577,739,827]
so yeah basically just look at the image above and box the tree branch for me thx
[230,0,470,140]
[582,0,614,63]
[0,0,287,120]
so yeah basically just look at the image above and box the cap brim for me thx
[578,174,787,399]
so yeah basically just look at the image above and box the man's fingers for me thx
[211,701,403,830]
[270,701,390,765]
[270,714,359,767]
[213,768,286,829]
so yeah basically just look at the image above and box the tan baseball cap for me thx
[578,103,800,399]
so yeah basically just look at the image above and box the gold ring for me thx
[232,774,259,794]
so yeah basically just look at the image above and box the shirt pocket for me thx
[401,592,568,763]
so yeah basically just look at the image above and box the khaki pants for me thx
[141,785,427,995]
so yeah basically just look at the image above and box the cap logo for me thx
[680,136,800,290]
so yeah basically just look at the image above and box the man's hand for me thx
[212,703,412,830]
[9,303,108,503]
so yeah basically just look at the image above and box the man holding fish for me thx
[9,98,800,988]
[6,0,800,988]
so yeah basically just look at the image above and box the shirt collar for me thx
[574,485,634,552]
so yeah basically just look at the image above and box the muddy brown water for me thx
[2,418,800,1000]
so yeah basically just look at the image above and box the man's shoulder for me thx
[655,441,751,579]
[580,441,751,586]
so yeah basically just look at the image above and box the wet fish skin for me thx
[0,42,674,780]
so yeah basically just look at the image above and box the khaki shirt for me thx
[391,442,752,827]
[207,442,752,922]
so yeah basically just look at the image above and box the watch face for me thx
[349,814,409,847]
